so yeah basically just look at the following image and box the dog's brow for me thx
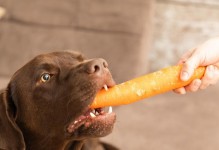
[37,63,58,72]
[76,54,84,62]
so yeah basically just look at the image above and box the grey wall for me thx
[150,0,219,71]
[0,0,154,88]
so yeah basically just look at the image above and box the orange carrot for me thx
[90,65,206,108]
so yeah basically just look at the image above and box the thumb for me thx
[180,55,200,81]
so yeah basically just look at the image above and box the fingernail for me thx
[181,71,189,81]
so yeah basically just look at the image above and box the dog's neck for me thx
[22,132,84,150]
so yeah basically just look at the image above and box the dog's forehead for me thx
[33,51,85,66]
[11,51,85,81]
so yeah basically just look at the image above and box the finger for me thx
[200,65,214,89]
[212,63,219,85]
[173,87,186,94]
[214,62,219,69]
[212,66,219,85]
[180,53,201,81]
[178,48,195,64]
[200,65,219,89]
[208,65,219,85]
[184,79,202,92]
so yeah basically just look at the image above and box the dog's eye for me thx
[41,73,51,82]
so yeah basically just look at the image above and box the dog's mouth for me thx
[66,84,116,138]
[66,106,115,135]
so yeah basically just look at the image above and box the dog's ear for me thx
[0,88,26,149]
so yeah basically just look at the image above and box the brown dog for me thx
[0,51,118,150]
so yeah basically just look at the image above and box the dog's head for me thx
[0,51,116,149]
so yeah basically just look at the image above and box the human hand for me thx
[174,37,219,94]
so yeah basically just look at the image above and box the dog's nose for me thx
[86,58,108,75]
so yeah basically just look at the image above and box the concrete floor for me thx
[1,78,219,150]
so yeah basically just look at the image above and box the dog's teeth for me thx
[103,84,108,91]
[95,111,99,115]
[108,106,112,114]
[74,121,78,124]
[90,112,96,118]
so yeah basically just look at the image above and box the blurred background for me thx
[1,0,219,149]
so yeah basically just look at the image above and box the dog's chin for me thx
[66,75,116,138]
[78,111,116,137]
[66,107,116,138]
